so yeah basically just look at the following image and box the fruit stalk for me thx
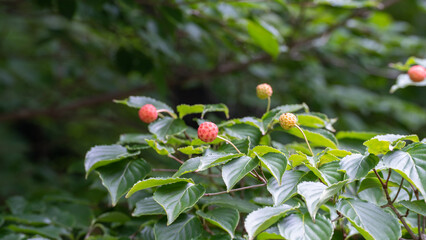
[217,136,242,154]
[295,125,314,156]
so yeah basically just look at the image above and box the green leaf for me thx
[390,74,426,93]
[244,204,299,240]
[200,195,259,213]
[278,212,333,240]
[222,156,259,191]
[267,170,311,206]
[118,133,153,144]
[358,177,399,193]
[336,131,381,140]
[251,145,282,157]
[256,226,284,240]
[224,124,262,147]
[148,117,187,141]
[126,177,194,198]
[340,154,379,180]
[84,145,139,177]
[8,225,63,239]
[228,117,265,135]
[176,104,229,119]
[255,152,287,185]
[381,142,426,200]
[114,96,174,113]
[246,20,279,58]
[285,127,338,149]
[261,104,308,132]
[3,214,51,225]
[154,214,203,240]
[97,158,151,206]
[176,104,204,118]
[96,211,130,223]
[146,139,175,155]
[178,146,206,155]
[336,199,401,240]
[399,200,426,216]
[140,226,155,240]
[314,0,378,8]
[154,182,205,225]
[196,208,239,238]
[318,148,352,166]
[303,160,343,185]
[132,197,165,216]
[297,114,327,129]
[364,134,419,155]
[173,153,243,177]
[218,138,250,155]
[297,180,348,221]
[318,161,345,184]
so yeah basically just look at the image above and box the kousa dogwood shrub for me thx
[84,84,426,240]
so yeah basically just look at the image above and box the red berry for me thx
[256,83,273,99]
[198,122,218,143]
[279,113,298,130]
[408,65,426,82]
[138,104,158,123]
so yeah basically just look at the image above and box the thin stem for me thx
[253,169,267,184]
[259,166,267,182]
[152,168,177,172]
[331,211,343,222]
[183,131,193,141]
[217,136,242,154]
[295,124,314,156]
[418,215,424,240]
[266,96,271,113]
[168,154,184,164]
[373,169,419,240]
[157,109,177,119]
[391,178,404,203]
[204,183,266,196]
[385,169,392,186]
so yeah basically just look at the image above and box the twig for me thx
[204,183,266,196]
[152,168,177,172]
[168,154,184,164]
[385,169,392,186]
[0,85,149,122]
[391,178,404,204]
[373,169,418,240]
[183,131,193,141]
[252,169,267,184]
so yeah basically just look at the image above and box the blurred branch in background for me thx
[0,0,425,203]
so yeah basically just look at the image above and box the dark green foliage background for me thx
[0,0,425,238]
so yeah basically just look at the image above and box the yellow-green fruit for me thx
[279,113,298,130]
[256,83,273,99]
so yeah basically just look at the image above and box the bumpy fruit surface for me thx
[256,83,273,99]
[279,113,298,130]
[198,122,218,143]
[408,65,426,82]
[138,104,158,123]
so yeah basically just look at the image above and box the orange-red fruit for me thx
[256,83,273,99]
[279,113,298,130]
[138,104,158,123]
[198,122,218,143]
[408,65,426,82]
